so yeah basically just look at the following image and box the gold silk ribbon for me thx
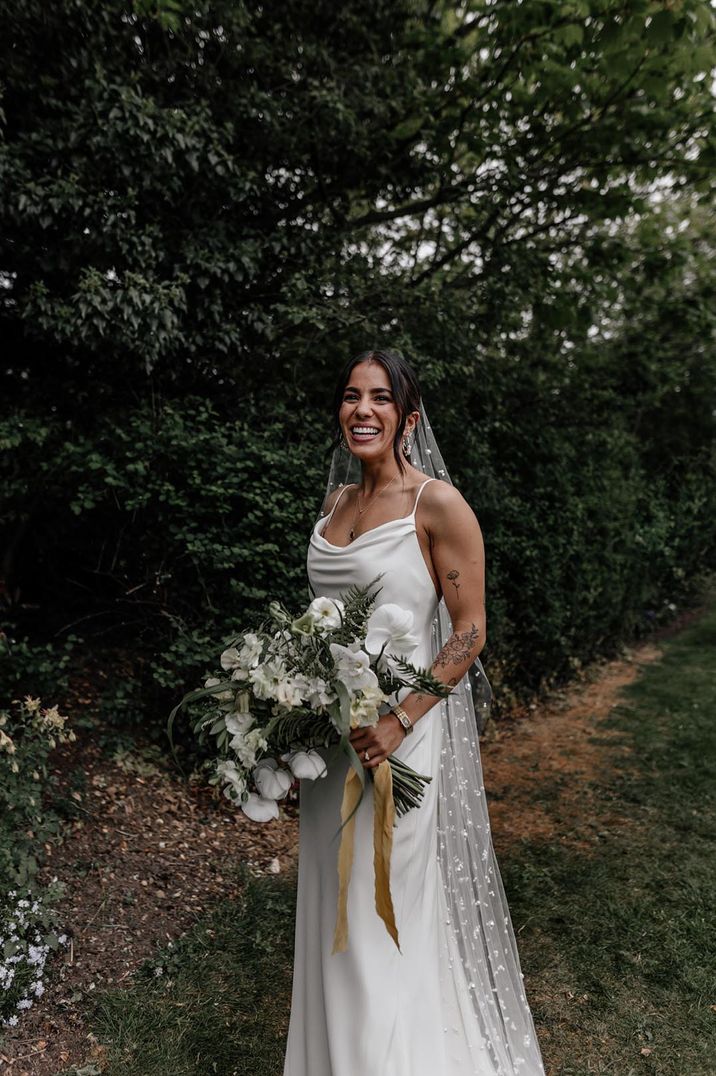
[331,759,401,955]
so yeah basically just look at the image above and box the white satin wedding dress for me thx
[283,478,545,1076]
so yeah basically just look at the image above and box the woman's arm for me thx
[349,481,486,768]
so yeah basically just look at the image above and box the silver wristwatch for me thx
[391,704,414,736]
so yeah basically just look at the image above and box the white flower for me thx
[232,727,268,770]
[0,729,16,754]
[365,604,419,666]
[220,646,242,671]
[253,759,293,800]
[225,712,254,742]
[204,677,234,702]
[216,759,247,800]
[248,657,287,701]
[350,683,389,728]
[305,676,336,710]
[273,674,308,710]
[241,792,280,822]
[307,596,345,632]
[329,643,379,693]
[283,749,328,780]
[221,634,264,680]
[239,632,264,667]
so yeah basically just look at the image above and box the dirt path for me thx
[482,641,664,856]
[0,607,702,1075]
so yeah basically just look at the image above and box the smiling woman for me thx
[282,347,547,1076]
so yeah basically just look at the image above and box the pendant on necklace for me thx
[349,528,355,541]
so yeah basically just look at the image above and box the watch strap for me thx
[391,704,414,735]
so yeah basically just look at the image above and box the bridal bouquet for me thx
[168,578,449,953]
[168,577,448,823]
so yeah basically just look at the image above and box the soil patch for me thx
[0,736,298,1075]
[482,643,663,855]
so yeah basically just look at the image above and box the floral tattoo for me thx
[435,623,480,668]
[446,569,461,599]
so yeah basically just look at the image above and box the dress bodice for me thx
[307,479,439,670]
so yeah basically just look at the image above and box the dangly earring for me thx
[402,430,413,458]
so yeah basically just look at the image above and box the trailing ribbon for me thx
[331,759,400,954]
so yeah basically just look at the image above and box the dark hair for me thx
[329,348,422,473]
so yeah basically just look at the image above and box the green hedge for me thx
[1,0,715,732]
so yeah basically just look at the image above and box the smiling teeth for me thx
[352,427,380,434]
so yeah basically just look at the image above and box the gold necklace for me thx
[349,474,399,542]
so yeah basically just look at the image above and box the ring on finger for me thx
[364,749,370,761]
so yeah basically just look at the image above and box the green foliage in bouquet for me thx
[168,579,451,824]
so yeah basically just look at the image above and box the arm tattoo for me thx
[446,569,461,599]
[434,623,480,668]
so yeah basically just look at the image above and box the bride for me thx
[283,348,546,1075]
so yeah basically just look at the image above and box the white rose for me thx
[253,759,293,800]
[283,749,328,781]
[241,793,280,822]
[329,643,379,693]
[364,604,419,666]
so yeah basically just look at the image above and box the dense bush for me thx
[1,0,714,730]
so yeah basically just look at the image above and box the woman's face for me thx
[338,359,416,463]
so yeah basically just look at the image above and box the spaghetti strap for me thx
[322,483,352,523]
[410,477,435,517]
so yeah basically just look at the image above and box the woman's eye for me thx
[342,393,391,402]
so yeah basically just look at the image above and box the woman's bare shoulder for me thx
[420,477,470,509]
[320,483,357,516]
[419,478,479,530]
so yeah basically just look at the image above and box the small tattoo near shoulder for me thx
[446,569,461,599]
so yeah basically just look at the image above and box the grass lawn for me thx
[69,599,716,1075]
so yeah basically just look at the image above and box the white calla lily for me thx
[364,604,419,663]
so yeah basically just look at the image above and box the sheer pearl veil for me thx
[315,400,546,1074]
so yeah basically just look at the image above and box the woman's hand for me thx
[348,712,405,770]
